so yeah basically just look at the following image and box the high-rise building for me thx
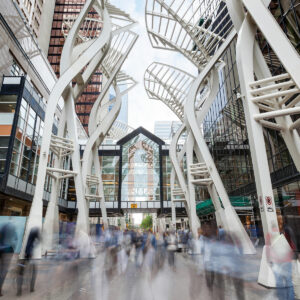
[154,121,184,143]
[13,0,56,55]
[47,0,103,132]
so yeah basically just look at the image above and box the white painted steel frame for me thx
[145,0,233,69]
[227,0,300,287]
[21,0,137,258]
[144,0,255,253]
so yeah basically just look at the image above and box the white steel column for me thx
[170,168,177,230]
[92,147,108,229]
[42,109,66,255]
[21,0,114,258]
[145,0,255,253]
[65,91,89,234]
[186,132,201,237]
[184,33,255,254]
[236,13,279,287]
[227,0,300,286]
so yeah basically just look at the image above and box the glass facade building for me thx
[89,127,185,216]
[0,76,58,207]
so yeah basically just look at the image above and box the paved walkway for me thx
[1,251,277,300]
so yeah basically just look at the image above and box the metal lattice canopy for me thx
[101,27,138,78]
[95,70,137,128]
[106,2,136,27]
[62,16,103,42]
[88,33,138,134]
[144,62,195,121]
[107,120,134,141]
[145,0,233,69]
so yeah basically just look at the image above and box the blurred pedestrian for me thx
[0,221,17,296]
[203,223,217,291]
[293,253,300,300]
[266,221,295,300]
[104,228,118,279]
[167,231,177,270]
[194,227,204,274]
[155,231,166,270]
[17,227,41,296]
[219,231,245,300]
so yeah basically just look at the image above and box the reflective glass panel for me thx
[121,133,160,202]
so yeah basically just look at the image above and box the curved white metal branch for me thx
[144,62,195,120]
[145,0,234,68]
[21,0,112,258]
[88,31,138,134]
[78,7,138,228]
[227,0,300,286]
[184,28,254,253]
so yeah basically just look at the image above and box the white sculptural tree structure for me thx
[146,0,300,287]
[21,0,138,258]
[144,63,199,233]
[226,0,300,287]
[81,17,138,229]
[144,0,255,254]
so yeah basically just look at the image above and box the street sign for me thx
[131,203,137,208]
[266,196,272,206]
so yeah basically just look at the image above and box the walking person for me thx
[189,228,204,300]
[194,228,204,273]
[166,230,177,270]
[227,232,245,300]
[266,220,295,300]
[0,221,17,296]
[17,227,41,296]
[203,223,217,291]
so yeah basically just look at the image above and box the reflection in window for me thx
[121,133,161,202]
[101,156,119,202]
[9,98,43,185]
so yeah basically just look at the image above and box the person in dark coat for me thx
[17,227,41,296]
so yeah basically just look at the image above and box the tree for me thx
[140,215,153,230]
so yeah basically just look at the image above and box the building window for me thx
[10,60,25,77]
[10,98,44,183]
[0,94,18,172]
[34,17,39,30]
[36,5,42,17]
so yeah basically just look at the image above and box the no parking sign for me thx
[266,196,272,206]
[265,196,273,212]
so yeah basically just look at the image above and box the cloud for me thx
[110,0,197,133]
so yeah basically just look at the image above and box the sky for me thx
[110,0,197,133]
